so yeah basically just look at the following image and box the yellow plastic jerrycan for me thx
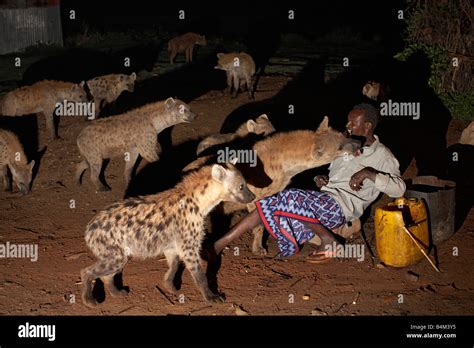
[375,197,429,268]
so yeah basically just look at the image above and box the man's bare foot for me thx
[302,222,342,262]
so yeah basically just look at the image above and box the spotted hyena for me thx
[0,80,88,140]
[80,162,255,307]
[214,52,256,99]
[168,32,207,64]
[196,114,275,156]
[220,116,361,255]
[0,129,35,195]
[75,97,196,191]
[85,72,137,117]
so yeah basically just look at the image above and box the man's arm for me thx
[349,156,406,197]
[374,170,406,197]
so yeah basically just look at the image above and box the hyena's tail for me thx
[75,160,89,185]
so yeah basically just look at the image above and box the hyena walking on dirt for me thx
[85,72,137,117]
[168,32,207,64]
[196,114,275,156]
[0,129,35,195]
[75,98,196,191]
[80,162,255,307]
[221,117,360,255]
[214,52,256,99]
[0,80,88,140]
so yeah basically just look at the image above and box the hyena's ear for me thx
[28,160,35,172]
[211,164,228,183]
[257,114,269,121]
[316,116,330,131]
[246,119,257,133]
[165,97,176,110]
[229,157,238,166]
[130,72,136,80]
[217,53,224,58]
[79,81,85,88]
[310,143,325,160]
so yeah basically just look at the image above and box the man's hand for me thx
[349,167,378,191]
[314,175,329,188]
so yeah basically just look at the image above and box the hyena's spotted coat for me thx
[76,97,197,191]
[86,72,136,117]
[80,163,255,307]
[168,32,207,64]
[0,80,88,139]
[0,129,35,195]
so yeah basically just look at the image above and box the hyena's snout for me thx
[238,186,256,203]
[18,183,31,196]
[341,136,363,154]
[184,111,198,123]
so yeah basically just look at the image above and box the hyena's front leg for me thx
[85,153,108,191]
[188,45,194,62]
[137,132,160,164]
[232,74,240,99]
[92,98,103,118]
[183,255,223,303]
[123,146,140,187]
[225,72,233,95]
[40,108,58,140]
[169,50,177,64]
[0,164,11,192]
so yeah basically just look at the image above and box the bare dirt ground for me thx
[0,75,472,316]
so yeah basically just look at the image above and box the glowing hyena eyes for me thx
[239,184,244,191]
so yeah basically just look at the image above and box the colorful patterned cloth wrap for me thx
[255,189,345,257]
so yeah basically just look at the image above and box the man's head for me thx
[346,103,379,138]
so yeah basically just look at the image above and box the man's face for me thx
[346,110,370,137]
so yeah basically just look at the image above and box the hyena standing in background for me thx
[80,163,255,307]
[168,32,207,64]
[0,80,88,139]
[75,98,197,191]
[214,52,256,99]
[0,129,35,195]
[196,114,275,156]
[85,72,137,118]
